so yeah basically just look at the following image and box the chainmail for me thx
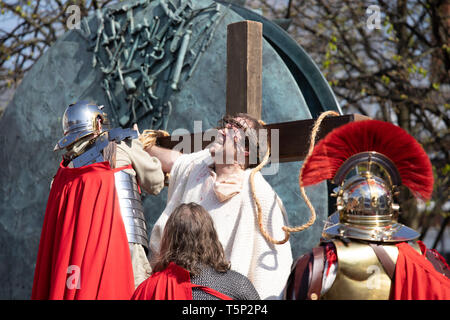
[190,265,260,300]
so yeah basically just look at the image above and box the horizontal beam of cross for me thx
[157,114,370,163]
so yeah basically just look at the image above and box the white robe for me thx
[149,149,293,299]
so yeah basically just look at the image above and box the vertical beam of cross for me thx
[226,20,263,120]
[157,21,370,161]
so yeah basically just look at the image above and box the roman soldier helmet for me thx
[300,120,434,242]
[54,101,109,151]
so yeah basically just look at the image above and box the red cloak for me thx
[31,161,134,300]
[131,262,232,300]
[393,242,450,300]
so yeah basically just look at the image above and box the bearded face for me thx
[213,116,250,167]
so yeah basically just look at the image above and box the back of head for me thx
[153,203,230,275]
[54,101,109,152]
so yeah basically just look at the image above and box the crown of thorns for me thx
[217,115,250,131]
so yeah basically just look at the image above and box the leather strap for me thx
[295,254,311,300]
[307,246,325,300]
[285,253,312,300]
[369,243,395,280]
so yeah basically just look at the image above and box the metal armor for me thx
[67,128,149,251]
[114,170,149,250]
[66,127,149,251]
[295,120,437,300]
[54,100,149,250]
[321,239,422,300]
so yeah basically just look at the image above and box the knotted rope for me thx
[249,111,340,245]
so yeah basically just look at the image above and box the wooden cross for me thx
[158,21,369,162]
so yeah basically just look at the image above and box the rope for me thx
[249,110,340,245]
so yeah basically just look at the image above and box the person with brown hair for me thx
[139,113,293,299]
[131,202,260,300]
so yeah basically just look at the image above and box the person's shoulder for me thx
[176,148,211,165]
[224,269,261,300]
[225,269,253,285]
[204,267,247,282]
[115,137,133,152]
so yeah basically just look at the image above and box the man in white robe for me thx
[143,114,293,299]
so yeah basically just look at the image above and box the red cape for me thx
[131,263,232,300]
[393,242,450,300]
[32,161,134,300]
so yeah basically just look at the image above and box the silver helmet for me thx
[54,101,109,151]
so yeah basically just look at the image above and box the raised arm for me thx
[137,127,182,174]
[143,145,181,174]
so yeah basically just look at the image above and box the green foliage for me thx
[432,82,440,91]
[442,163,450,176]
[381,75,390,85]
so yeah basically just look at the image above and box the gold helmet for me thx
[301,120,434,243]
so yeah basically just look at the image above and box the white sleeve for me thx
[148,149,211,259]
[166,149,211,202]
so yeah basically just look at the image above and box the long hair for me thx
[152,203,231,276]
